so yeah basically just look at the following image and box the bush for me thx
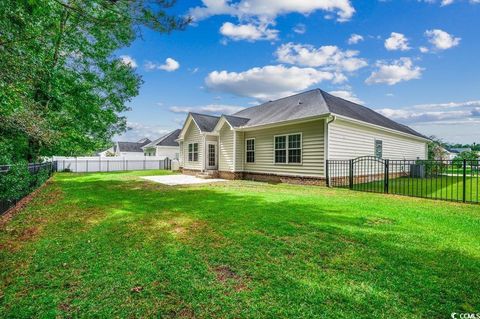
[0,161,32,202]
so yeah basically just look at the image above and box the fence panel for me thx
[327,158,479,205]
[0,161,57,215]
[54,157,174,173]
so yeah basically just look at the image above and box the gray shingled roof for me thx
[143,129,181,148]
[224,115,250,127]
[231,89,426,139]
[116,139,151,153]
[190,113,220,132]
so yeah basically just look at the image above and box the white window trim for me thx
[273,133,303,165]
[245,138,255,164]
[188,143,199,162]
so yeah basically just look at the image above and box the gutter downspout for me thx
[325,115,336,186]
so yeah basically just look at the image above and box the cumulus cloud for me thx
[169,104,245,115]
[144,58,180,72]
[377,100,480,125]
[205,65,337,101]
[116,122,171,142]
[275,42,368,73]
[348,34,364,45]
[293,23,307,34]
[425,29,461,50]
[419,0,479,6]
[189,0,356,22]
[366,58,424,85]
[384,32,411,51]
[329,90,364,104]
[119,55,137,68]
[220,22,278,41]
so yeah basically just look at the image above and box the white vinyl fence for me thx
[53,156,176,173]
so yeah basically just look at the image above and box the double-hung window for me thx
[274,133,302,164]
[246,138,255,163]
[188,143,198,162]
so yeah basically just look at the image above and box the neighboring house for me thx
[98,138,151,157]
[177,89,429,184]
[142,129,181,159]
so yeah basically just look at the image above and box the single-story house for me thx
[98,138,151,157]
[142,129,181,159]
[177,89,429,184]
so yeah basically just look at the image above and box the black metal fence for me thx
[0,161,57,215]
[327,157,479,204]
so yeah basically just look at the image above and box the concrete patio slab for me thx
[141,174,227,186]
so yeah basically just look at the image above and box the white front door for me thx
[206,142,218,170]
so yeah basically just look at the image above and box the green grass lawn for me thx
[1,170,480,318]
[353,175,479,203]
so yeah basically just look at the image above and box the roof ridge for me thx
[189,112,220,119]
[233,88,322,116]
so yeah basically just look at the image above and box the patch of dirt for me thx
[177,308,195,318]
[365,217,395,226]
[0,178,60,229]
[213,265,249,292]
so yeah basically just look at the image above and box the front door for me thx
[207,142,217,170]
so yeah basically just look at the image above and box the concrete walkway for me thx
[141,174,227,186]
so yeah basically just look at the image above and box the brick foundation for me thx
[181,168,326,186]
[242,172,326,186]
[180,168,201,176]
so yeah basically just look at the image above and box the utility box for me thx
[410,164,426,178]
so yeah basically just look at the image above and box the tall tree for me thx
[0,0,188,162]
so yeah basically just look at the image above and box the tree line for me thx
[0,0,188,164]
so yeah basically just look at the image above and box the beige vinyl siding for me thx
[242,119,325,177]
[328,119,427,160]
[182,121,203,170]
[235,131,244,171]
[218,123,234,171]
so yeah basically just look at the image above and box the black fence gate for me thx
[327,157,479,204]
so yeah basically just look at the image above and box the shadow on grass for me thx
[1,174,479,318]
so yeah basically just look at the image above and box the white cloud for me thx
[119,55,137,68]
[348,34,364,44]
[366,58,424,85]
[275,42,368,73]
[220,22,278,41]
[169,104,245,115]
[205,65,337,101]
[329,90,364,104]
[293,23,307,34]
[189,0,356,22]
[144,58,180,72]
[116,122,171,142]
[376,100,480,142]
[425,29,461,50]
[419,46,429,53]
[384,32,411,51]
[377,100,480,125]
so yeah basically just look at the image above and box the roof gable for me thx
[190,113,220,132]
[143,129,181,148]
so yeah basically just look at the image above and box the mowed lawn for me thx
[1,171,480,318]
[356,175,479,203]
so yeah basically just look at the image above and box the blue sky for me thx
[116,0,480,144]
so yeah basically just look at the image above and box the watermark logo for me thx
[451,313,480,319]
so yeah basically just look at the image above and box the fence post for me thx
[349,159,354,189]
[326,160,330,187]
[86,159,89,173]
[107,159,109,172]
[384,159,390,194]
[463,159,467,203]
[75,157,78,173]
[143,159,146,170]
